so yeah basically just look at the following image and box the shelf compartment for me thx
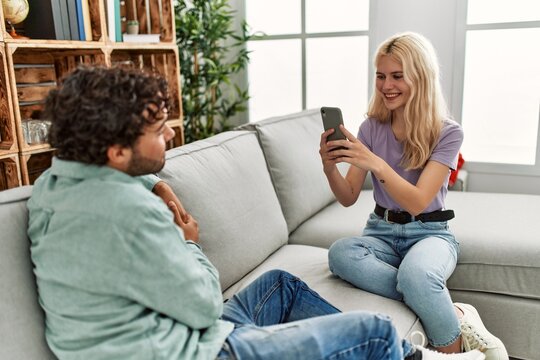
[122,0,175,43]
[110,47,183,146]
[5,45,107,153]
[2,0,103,42]
[0,43,18,156]
[0,153,22,190]
[20,149,54,185]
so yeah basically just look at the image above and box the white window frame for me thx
[451,0,540,176]
[244,0,371,121]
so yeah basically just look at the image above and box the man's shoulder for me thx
[83,178,164,221]
[31,171,163,226]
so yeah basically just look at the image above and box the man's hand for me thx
[168,201,200,243]
[152,181,187,224]
[153,181,200,243]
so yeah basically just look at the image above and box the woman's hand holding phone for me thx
[319,107,380,173]
[319,106,349,172]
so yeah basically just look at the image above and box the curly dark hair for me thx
[45,65,170,165]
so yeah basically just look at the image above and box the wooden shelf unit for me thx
[0,0,183,187]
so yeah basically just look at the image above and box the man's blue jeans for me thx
[217,270,413,359]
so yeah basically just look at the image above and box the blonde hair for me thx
[367,32,449,170]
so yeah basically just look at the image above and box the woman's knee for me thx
[397,263,445,299]
[328,238,370,274]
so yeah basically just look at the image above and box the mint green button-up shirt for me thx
[27,158,234,359]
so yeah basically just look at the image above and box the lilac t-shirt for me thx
[358,117,463,213]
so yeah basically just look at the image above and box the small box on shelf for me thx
[122,33,159,43]
[0,153,22,190]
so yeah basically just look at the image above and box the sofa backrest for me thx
[0,186,56,359]
[240,109,347,234]
[158,130,289,291]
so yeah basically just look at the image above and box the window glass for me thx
[245,0,301,35]
[467,0,540,24]
[306,36,369,133]
[247,40,302,122]
[306,0,369,33]
[461,28,540,165]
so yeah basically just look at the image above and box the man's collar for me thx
[49,157,135,183]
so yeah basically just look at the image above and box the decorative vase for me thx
[126,21,139,35]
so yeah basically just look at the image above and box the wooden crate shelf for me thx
[0,152,22,190]
[0,0,182,190]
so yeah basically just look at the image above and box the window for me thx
[455,0,540,172]
[245,0,370,132]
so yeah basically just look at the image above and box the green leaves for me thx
[175,0,252,143]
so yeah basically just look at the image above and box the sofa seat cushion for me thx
[223,244,423,338]
[0,186,56,359]
[446,191,540,300]
[158,131,289,291]
[289,191,374,248]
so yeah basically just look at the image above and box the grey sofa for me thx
[1,109,539,359]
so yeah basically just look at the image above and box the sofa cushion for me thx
[240,109,338,234]
[289,191,374,248]
[158,131,289,291]
[446,191,540,300]
[0,186,56,359]
[223,244,424,339]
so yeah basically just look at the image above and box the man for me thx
[28,66,484,360]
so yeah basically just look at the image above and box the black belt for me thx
[375,204,454,224]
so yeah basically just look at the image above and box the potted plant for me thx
[175,0,252,143]
[126,20,139,35]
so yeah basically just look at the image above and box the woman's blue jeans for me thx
[328,213,461,347]
[217,270,413,359]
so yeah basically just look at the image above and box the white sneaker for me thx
[416,346,485,360]
[454,303,509,360]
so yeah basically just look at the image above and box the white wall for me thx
[369,0,458,109]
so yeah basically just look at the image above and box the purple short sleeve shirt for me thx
[357,117,464,213]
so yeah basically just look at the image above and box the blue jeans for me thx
[328,213,461,347]
[217,270,414,359]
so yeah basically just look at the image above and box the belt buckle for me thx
[383,209,394,223]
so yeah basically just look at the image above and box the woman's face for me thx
[375,55,410,112]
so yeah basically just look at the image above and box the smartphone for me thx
[320,106,346,142]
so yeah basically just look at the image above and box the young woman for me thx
[319,32,507,359]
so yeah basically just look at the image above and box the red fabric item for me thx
[449,152,465,187]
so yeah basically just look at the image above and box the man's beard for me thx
[125,149,165,176]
